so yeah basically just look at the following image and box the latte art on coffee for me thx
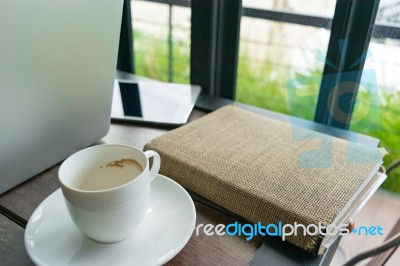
[72,159,143,191]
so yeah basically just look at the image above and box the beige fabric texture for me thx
[145,105,384,254]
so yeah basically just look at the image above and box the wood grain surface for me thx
[0,214,33,266]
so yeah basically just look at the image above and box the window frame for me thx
[315,0,380,129]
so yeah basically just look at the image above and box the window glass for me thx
[237,0,334,120]
[131,0,191,83]
[350,0,400,193]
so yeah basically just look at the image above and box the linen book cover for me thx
[144,105,386,254]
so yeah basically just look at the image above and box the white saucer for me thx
[25,174,196,266]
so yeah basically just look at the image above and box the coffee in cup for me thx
[72,159,143,191]
[58,144,160,243]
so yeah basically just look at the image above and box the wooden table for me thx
[0,103,379,266]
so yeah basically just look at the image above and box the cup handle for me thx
[144,150,160,182]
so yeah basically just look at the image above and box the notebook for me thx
[145,105,387,254]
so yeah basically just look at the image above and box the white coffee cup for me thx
[58,144,160,243]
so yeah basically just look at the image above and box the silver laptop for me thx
[0,0,124,194]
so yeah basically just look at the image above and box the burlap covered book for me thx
[145,105,386,254]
